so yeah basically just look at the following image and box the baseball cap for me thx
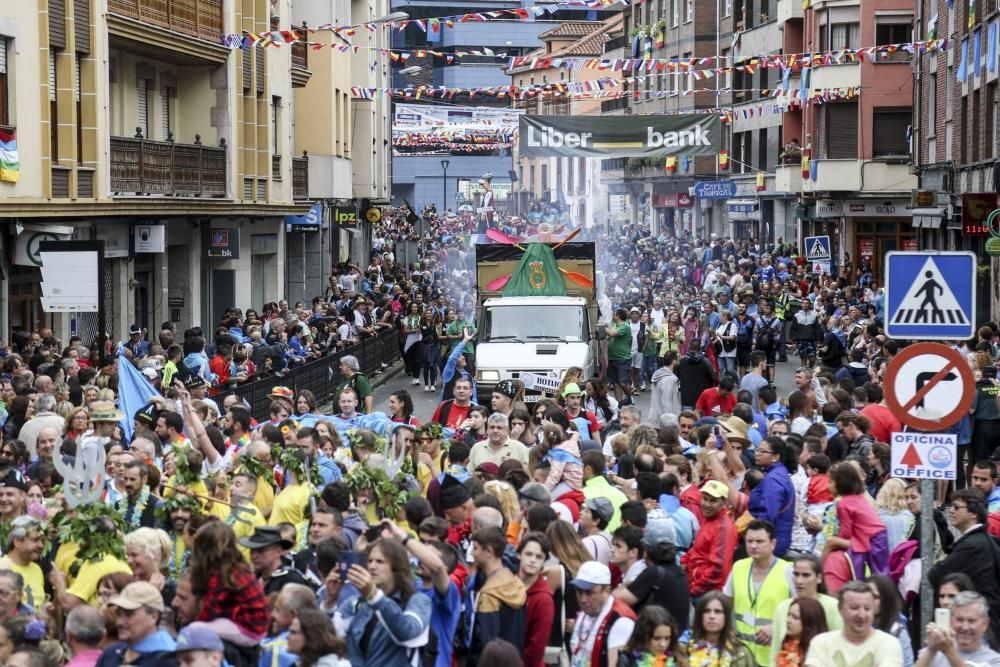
[583,497,614,526]
[643,520,677,549]
[109,581,165,612]
[570,561,612,590]
[174,623,224,654]
[129,324,142,336]
[701,480,729,499]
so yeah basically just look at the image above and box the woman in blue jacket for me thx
[337,536,432,667]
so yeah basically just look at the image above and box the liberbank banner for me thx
[519,114,722,158]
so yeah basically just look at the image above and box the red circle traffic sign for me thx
[883,342,975,431]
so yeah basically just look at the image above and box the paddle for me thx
[552,226,582,250]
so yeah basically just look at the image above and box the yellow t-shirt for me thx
[232,502,266,562]
[0,557,45,608]
[56,543,132,606]
[268,483,312,546]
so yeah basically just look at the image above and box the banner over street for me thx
[518,114,722,158]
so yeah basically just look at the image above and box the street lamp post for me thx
[441,159,450,214]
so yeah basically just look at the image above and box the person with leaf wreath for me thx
[50,512,131,612]
[235,441,276,519]
[268,448,320,546]
[417,423,448,477]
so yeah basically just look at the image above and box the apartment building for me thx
[597,0,729,235]
[912,0,997,319]
[771,0,917,279]
[508,16,623,225]
[0,0,395,341]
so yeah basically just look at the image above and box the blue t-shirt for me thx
[424,582,461,667]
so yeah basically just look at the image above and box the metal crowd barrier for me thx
[211,328,400,421]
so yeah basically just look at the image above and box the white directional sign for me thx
[885,251,976,340]
[519,372,561,394]
[891,432,957,480]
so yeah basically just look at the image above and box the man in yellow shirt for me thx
[230,472,266,561]
[0,516,46,609]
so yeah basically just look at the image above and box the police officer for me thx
[239,526,311,596]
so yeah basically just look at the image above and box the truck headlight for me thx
[479,370,500,382]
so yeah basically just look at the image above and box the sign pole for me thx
[919,477,935,645]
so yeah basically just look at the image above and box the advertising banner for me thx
[518,114,722,158]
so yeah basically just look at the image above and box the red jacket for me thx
[679,484,705,525]
[523,575,555,667]
[681,511,738,597]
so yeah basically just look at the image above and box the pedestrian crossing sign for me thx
[804,235,831,261]
[885,251,976,340]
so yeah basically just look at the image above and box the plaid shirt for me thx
[196,567,269,638]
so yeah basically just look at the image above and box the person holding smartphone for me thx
[337,534,432,667]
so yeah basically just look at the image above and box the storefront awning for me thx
[911,207,947,228]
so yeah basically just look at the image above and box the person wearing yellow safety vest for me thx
[723,519,794,667]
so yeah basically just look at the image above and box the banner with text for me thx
[518,114,722,158]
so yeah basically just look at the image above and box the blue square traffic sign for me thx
[885,251,976,340]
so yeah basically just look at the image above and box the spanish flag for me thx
[718,150,729,171]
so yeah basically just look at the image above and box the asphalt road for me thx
[368,356,801,423]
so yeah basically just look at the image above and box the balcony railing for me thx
[292,153,308,200]
[110,130,227,197]
[108,0,223,41]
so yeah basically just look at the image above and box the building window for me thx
[928,73,936,138]
[990,83,998,158]
[875,21,910,44]
[136,76,151,138]
[821,22,860,51]
[823,102,858,159]
[0,38,9,127]
[672,0,679,26]
[685,0,693,22]
[271,95,281,154]
[50,50,58,160]
[684,52,693,92]
[872,107,911,156]
[724,0,732,17]
[161,86,173,140]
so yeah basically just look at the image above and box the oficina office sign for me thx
[518,114,722,158]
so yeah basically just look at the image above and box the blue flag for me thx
[988,21,998,72]
[958,38,968,80]
[117,345,161,442]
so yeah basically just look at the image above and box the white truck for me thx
[474,242,600,404]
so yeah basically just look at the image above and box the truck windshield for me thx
[484,305,586,342]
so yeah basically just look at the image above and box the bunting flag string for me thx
[228,34,947,79]
[357,82,861,115]
[223,0,643,46]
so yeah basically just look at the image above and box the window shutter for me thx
[49,0,67,49]
[49,51,57,102]
[255,48,264,94]
[0,39,7,75]
[242,47,251,91]
[74,0,91,54]
[161,86,170,140]
[137,77,148,137]
[74,56,80,102]
[825,103,858,159]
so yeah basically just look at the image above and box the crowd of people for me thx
[0,208,997,667]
